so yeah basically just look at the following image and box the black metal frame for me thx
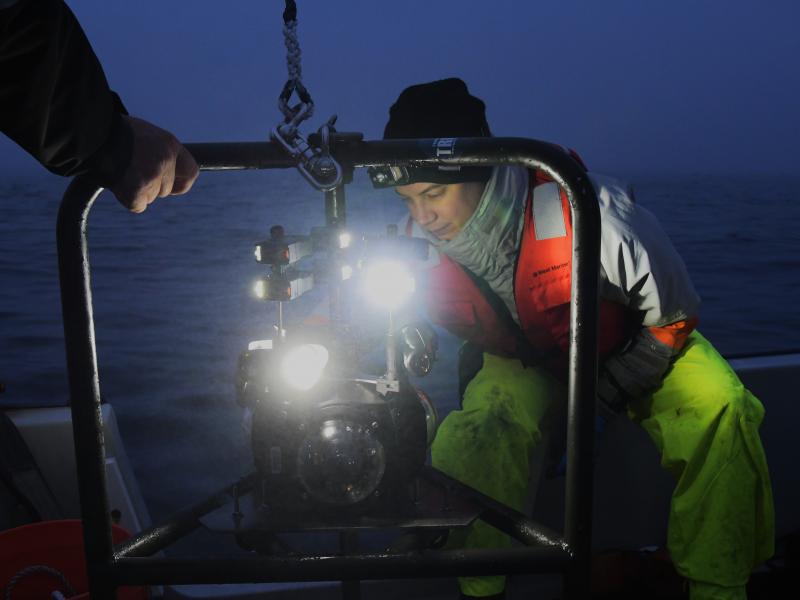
[57,136,600,599]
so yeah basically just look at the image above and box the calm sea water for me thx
[1,169,799,532]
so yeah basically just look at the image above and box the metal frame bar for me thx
[57,137,600,599]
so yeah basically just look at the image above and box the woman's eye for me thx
[425,189,444,199]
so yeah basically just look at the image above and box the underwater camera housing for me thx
[236,229,438,518]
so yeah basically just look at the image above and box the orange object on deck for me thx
[0,519,148,599]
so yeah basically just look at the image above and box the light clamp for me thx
[254,235,313,267]
[254,273,314,302]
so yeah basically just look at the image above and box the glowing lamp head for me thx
[280,344,329,391]
[362,260,415,311]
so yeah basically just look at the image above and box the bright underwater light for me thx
[338,231,352,249]
[280,343,329,391]
[362,260,415,311]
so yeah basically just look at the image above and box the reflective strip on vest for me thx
[532,182,567,240]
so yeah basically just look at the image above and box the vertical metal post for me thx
[57,177,116,600]
[327,167,359,600]
[325,183,347,324]
[385,311,398,382]
[561,172,601,599]
[325,184,347,229]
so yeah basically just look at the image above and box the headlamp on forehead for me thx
[367,165,412,188]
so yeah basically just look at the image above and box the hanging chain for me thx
[272,0,342,191]
[278,0,313,124]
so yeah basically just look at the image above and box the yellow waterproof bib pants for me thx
[431,332,774,599]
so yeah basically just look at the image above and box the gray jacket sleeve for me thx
[592,173,700,328]
[590,173,701,409]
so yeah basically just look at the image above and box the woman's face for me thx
[395,181,485,241]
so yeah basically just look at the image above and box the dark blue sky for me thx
[2,0,799,175]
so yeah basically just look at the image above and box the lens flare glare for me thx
[281,344,329,391]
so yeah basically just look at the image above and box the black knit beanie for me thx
[370,78,492,187]
[384,78,491,140]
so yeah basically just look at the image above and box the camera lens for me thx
[296,419,386,505]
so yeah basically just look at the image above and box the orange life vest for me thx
[420,171,637,377]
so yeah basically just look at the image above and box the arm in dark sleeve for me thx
[0,0,130,181]
[597,318,698,414]
[591,173,701,414]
